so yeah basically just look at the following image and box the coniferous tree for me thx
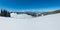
[1,9,10,17]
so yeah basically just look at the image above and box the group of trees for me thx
[40,10,60,16]
[0,9,10,17]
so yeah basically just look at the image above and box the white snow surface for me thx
[0,13,60,30]
[10,13,33,19]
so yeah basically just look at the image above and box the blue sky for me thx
[0,0,60,11]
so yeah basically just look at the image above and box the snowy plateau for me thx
[0,13,60,30]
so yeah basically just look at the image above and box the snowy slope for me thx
[0,13,60,30]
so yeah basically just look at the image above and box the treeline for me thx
[0,9,10,17]
[0,9,60,17]
[42,10,60,16]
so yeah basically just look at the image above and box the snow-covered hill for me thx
[0,13,60,30]
[10,13,33,19]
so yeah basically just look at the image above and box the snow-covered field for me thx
[0,13,60,30]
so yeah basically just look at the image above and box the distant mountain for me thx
[10,9,60,17]
[0,9,60,17]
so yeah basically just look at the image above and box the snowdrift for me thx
[0,13,60,30]
[10,13,33,19]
